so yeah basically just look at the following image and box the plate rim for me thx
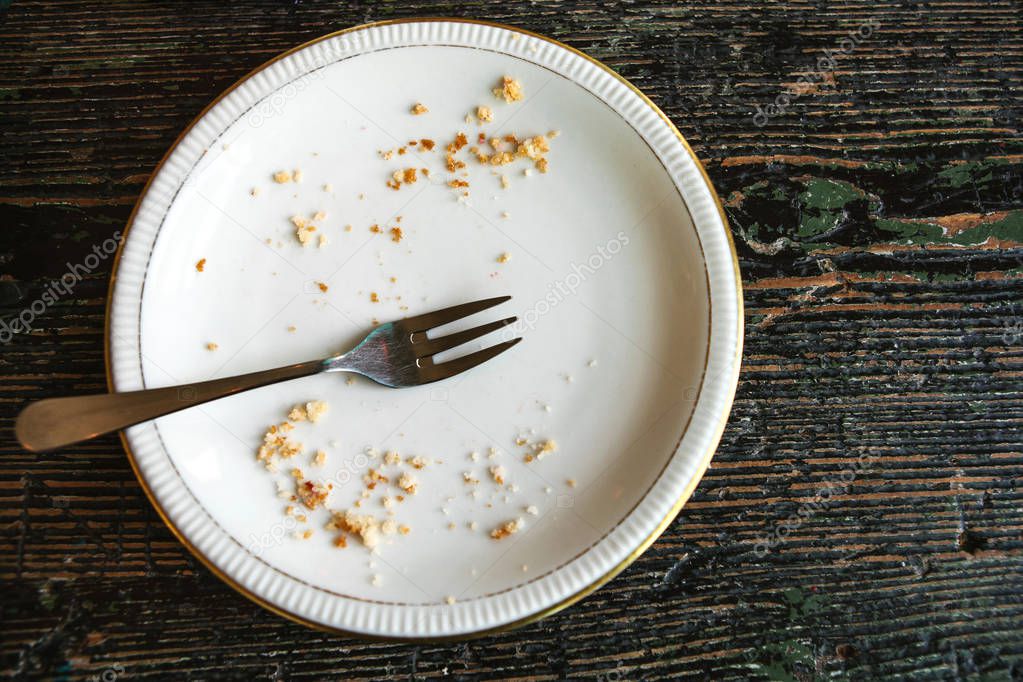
[104,16,744,641]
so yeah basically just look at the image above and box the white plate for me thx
[108,19,742,639]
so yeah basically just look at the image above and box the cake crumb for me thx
[273,170,291,184]
[476,105,493,123]
[492,76,524,102]
[306,400,328,423]
[500,175,509,189]
[490,518,522,540]
[371,573,382,586]
[567,478,576,488]
[525,504,539,516]
[297,478,332,510]
[313,450,326,467]
[317,281,329,293]
[497,252,511,263]
[195,258,206,272]
[524,439,557,462]
[411,102,429,115]
[445,595,456,605]
[205,342,218,351]
[370,292,379,303]
[397,472,418,495]
[335,509,382,549]
[250,187,260,196]
[292,169,303,182]
[489,464,507,485]
[407,455,429,469]
[287,325,296,332]
[323,183,333,192]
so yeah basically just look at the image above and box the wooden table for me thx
[2,1,1021,679]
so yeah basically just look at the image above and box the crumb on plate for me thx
[490,517,522,540]
[492,76,524,102]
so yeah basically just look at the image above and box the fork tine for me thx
[414,316,517,358]
[400,295,511,333]
[419,337,522,382]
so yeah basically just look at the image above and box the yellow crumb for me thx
[273,171,291,184]
[490,518,522,540]
[476,105,493,122]
[411,102,429,115]
[205,342,218,351]
[397,472,418,495]
[195,258,206,272]
[497,252,511,264]
[306,400,328,423]
[296,478,332,510]
[492,76,524,102]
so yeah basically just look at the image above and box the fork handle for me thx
[15,359,326,453]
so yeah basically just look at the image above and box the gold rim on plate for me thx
[104,17,744,641]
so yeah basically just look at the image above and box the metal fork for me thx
[16,296,520,453]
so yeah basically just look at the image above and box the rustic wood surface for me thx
[2,0,1022,679]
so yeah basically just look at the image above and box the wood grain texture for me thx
[1,0,1022,679]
